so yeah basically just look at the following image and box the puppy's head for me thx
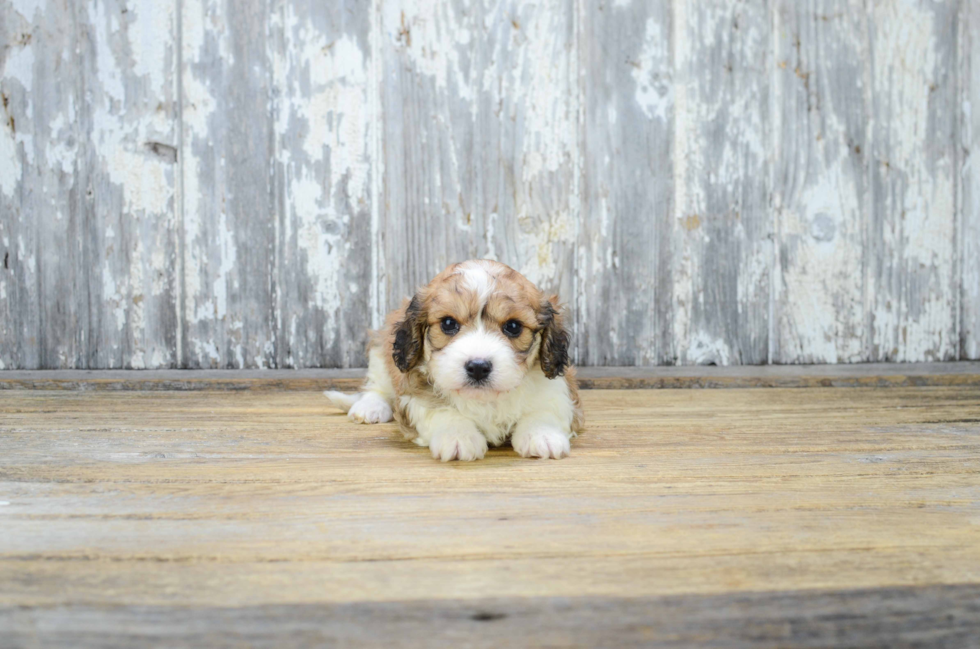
[392,260,569,400]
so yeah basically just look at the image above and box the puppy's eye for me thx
[440,317,460,335]
[502,320,523,338]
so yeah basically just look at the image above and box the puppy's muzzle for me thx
[464,359,493,384]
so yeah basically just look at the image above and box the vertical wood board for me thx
[671,0,771,365]
[962,0,979,360]
[772,0,870,364]
[379,0,579,311]
[577,0,673,365]
[0,0,178,370]
[270,0,375,368]
[868,0,958,362]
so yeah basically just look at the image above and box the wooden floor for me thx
[2,385,980,647]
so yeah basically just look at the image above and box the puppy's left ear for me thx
[392,294,427,372]
[538,295,570,379]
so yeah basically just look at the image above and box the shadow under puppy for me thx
[325,259,584,461]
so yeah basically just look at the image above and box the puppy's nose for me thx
[464,359,493,382]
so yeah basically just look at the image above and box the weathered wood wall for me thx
[1,0,976,369]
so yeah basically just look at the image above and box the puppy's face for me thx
[392,260,569,400]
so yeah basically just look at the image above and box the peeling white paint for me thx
[385,1,475,105]
[193,339,221,367]
[670,0,694,362]
[268,1,377,365]
[632,17,671,122]
[128,1,172,94]
[1,0,971,369]
[3,37,34,92]
[871,0,956,361]
[10,0,43,20]
[212,209,235,320]
[291,175,342,310]
[90,0,125,103]
[0,26,32,198]
[0,120,19,198]
[686,331,731,366]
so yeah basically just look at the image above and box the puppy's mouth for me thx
[452,384,504,400]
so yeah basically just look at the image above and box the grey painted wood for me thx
[0,0,179,370]
[868,0,959,363]
[180,0,278,368]
[963,1,980,361]
[772,0,870,364]
[1,0,977,368]
[671,0,771,365]
[269,0,374,368]
[2,584,978,648]
[379,0,578,312]
[577,0,673,366]
[0,0,54,370]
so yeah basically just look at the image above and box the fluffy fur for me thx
[324,260,584,461]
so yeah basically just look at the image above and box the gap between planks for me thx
[0,362,979,391]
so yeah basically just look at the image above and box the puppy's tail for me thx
[323,390,361,413]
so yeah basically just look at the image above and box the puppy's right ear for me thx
[392,294,426,372]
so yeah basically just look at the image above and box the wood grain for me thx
[772,0,869,364]
[3,585,979,648]
[0,0,179,370]
[671,0,771,365]
[270,0,375,368]
[379,0,578,311]
[869,0,958,363]
[1,386,978,645]
[180,0,278,369]
[963,0,980,361]
[577,0,673,366]
[1,1,977,369]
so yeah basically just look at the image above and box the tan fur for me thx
[371,261,583,441]
[331,260,583,461]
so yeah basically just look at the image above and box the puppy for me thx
[325,259,584,461]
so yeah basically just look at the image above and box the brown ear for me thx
[392,294,427,372]
[538,296,570,379]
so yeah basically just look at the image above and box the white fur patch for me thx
[456,260,496,304]
[347,392,393,424]
[428,426,488,462]
[323,390,359,412]
[406,366,574,450]
[428,328,524,396]
[511,423,571,459]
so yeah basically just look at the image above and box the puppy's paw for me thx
[429,428,488,462]
[512,426,571,460]
[348,393,393,424]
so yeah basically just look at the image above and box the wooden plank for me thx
[84,0,180,370]
[379,0,578,311]
[0,0,178,370]
[868,0,958,362]
[0,0,58,370]
[0,369,366,391]
[180,0,277,368]
[269,0,375,368]
[3,362,980,391]
[772,0,869,364]
[0,387,978,645]
[963,0,980,360]
[2,585,978,648]
[577,0,672,366]
[671,0,771,365]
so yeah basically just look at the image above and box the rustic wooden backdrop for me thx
[1,0,977,369]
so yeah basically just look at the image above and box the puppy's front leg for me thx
[511,414,572,460]
[416,408,488,462]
